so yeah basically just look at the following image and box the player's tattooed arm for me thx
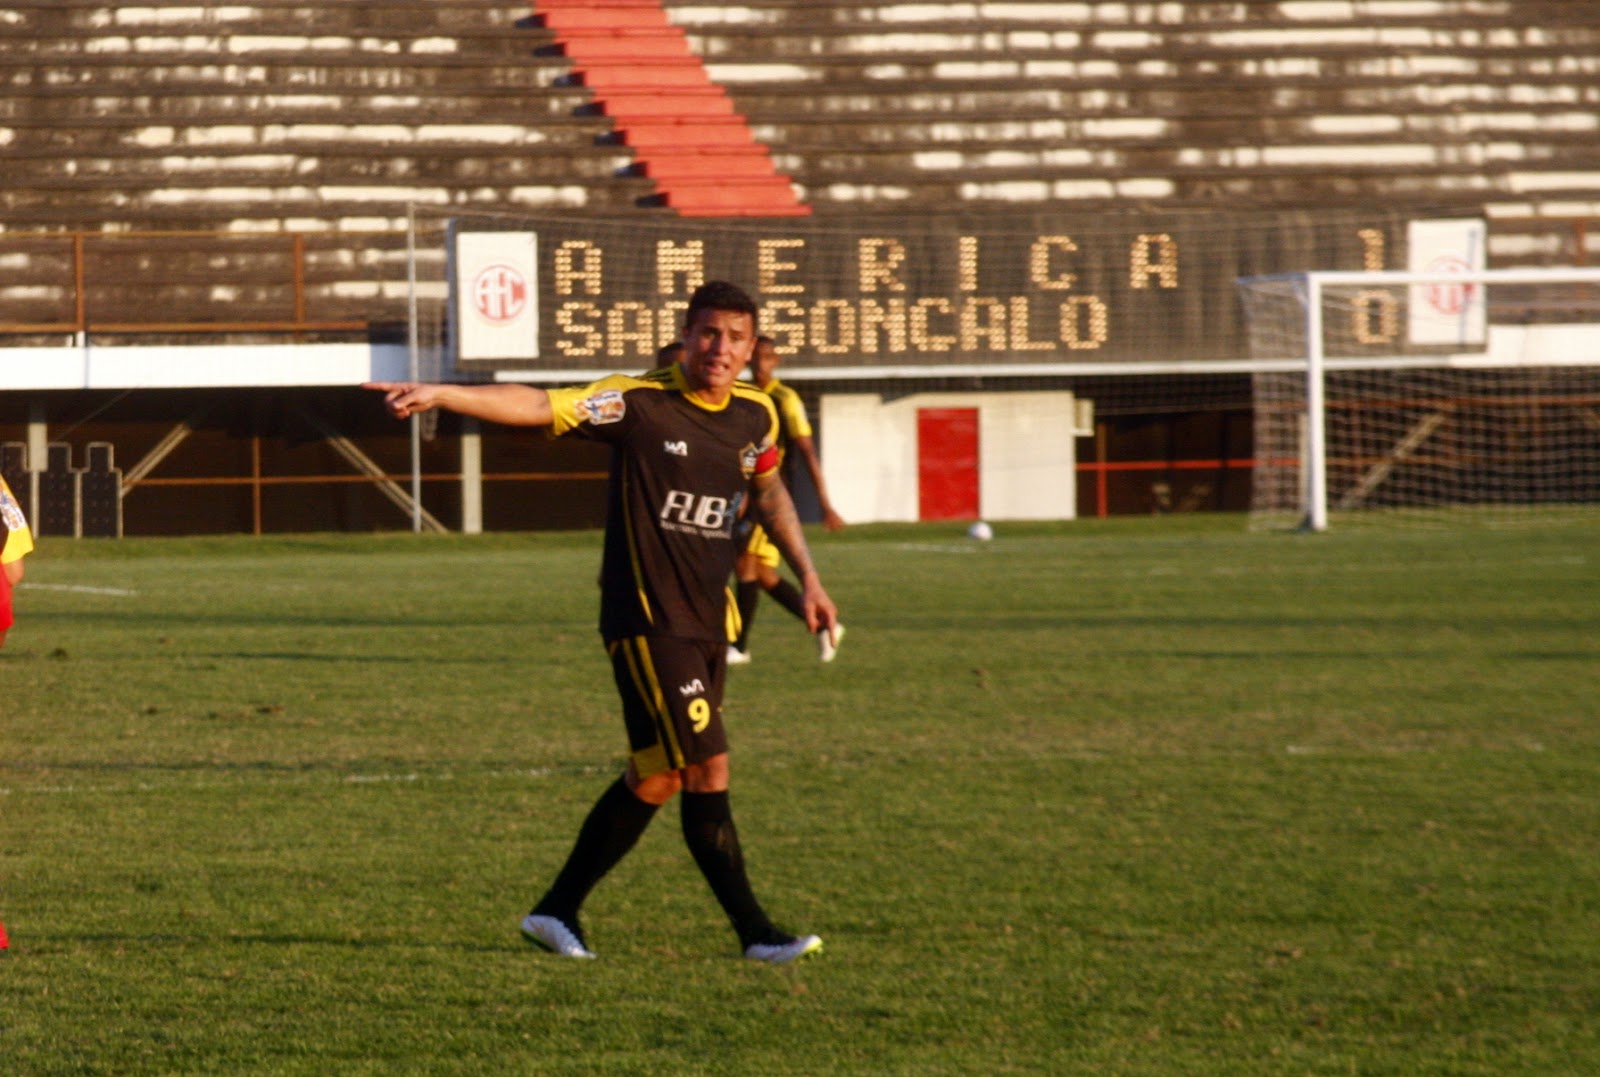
[750,471,839,633]
[750,470,813,576]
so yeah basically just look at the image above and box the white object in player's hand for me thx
[967,521,994,541]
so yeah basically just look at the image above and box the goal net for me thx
[1239,268,1600,530]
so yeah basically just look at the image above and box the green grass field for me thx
[3,516,1598,1075]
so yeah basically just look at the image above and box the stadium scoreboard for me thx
[446,208,1447,369]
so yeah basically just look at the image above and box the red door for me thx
[917,407,980,520]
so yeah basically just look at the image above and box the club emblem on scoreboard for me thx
[451,227,540,363]
[1420,254,1476,317]
[471,263,529,325]
[1407,218,1486,347]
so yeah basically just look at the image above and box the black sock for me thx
[532,776,658,927]
[680,790,775,949]
[734,580,762,651]
[766,578,807,623]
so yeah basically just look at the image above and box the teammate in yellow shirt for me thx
[729,335,847,664]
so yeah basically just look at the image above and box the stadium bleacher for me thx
[1,0,1597,330]
[1,0,1598,532]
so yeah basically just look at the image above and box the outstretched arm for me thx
[789,434,845,532]
[749,469,838,634]
[364,382,554,427]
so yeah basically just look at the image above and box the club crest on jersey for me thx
[576,390,625,426]
[739,442,761,478]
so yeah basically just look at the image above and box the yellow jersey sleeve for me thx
[0,476,33,564]
[770,382,814,441]
[545,374,658,437]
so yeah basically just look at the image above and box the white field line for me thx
[888,543,981,554]
[0,763,611,798]
[23,583,140,597]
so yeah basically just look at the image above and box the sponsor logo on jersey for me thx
[664,440,688,456]
[576,390,626,425]
[678,678,706,697]
[659,490,733,537]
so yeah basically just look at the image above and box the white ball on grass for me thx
[967,520,994,541]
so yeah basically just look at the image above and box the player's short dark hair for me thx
[685,280,759,332]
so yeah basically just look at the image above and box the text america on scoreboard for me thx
[448,208,1430,369]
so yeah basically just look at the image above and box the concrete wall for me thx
[821,390,1092,522]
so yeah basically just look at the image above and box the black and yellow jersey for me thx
[761,377,813,468]
[548,364,780,643]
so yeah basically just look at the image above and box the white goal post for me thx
[1239,267,1600,530]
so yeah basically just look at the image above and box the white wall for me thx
[0,343,409,390]
[820,390,1092,523]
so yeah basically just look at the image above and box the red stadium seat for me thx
[530,0,809,216]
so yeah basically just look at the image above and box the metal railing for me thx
[0,230,382,336]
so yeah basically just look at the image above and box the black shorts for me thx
[607,635,729,779]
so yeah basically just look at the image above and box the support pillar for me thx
[27,399,47,515]
[460,417,483,535]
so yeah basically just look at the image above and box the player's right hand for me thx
[363,381,439,420]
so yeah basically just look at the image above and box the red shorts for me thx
[0,572,13,632]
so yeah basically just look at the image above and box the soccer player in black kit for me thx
[369,281,837,963]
